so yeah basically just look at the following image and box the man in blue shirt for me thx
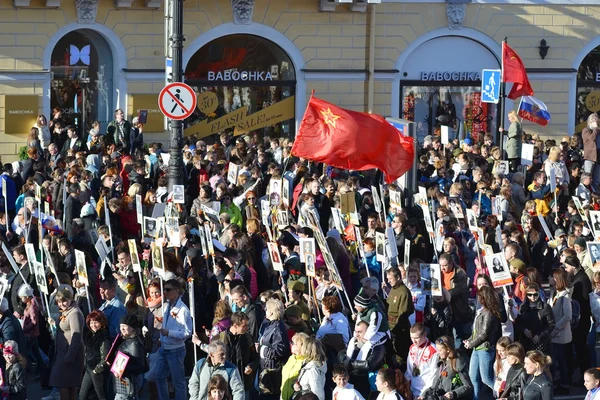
[98,277,126,339]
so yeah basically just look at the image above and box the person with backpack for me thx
[188,339,244,400]
[548,268,572,395]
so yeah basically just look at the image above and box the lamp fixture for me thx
[539,39,549,60]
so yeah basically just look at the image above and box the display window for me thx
[401,83,497,146]
[184,34,296,140]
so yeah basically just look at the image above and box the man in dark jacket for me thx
[64,184,82,238]
[565,255,593,378]
[214,312,259,393]
[341,321,385,395]
[439,253,471,349]
[230,286,263,342]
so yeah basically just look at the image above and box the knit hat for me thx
[354,293,372,308]
[17,284,34,298]
[80,203,95,218]
[574,237,587,248]
[120,313,140,329]
[555,229,567,238]
[284,305,302,318]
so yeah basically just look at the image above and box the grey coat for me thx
[421,355,473,400]
[49,306,85,388]
[188,358,244,400]
[549,290,572,344]
[506,120,522,159]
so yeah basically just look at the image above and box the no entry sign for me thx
[158,82,197,120]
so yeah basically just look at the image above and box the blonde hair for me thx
[508,110,518,119]
[128,183,143,198]
[266,298,284,320]
[547,146,560,163]
[298,335,326,365]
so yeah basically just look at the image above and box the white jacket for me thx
[316,311,350,344]
[404,340,438,397]
[34,123,51,149]
[297,360,327,400]
[332,384,365,400]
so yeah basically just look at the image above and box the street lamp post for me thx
[167,0,184,192]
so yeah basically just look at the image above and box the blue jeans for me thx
[469,348,495,400]
[145,346,186,400]
[588,327,598,368]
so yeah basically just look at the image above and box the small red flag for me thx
[291,96,415,183]
[502,42,534,100]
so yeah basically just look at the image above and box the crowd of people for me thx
[0,106,599,400]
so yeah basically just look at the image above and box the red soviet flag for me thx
[503,42,534,100]
[291,96,415,183]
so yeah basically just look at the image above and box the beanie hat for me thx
[354,293,372,308]
[120,313,140,329]
[17,284,34,298]
[574,237,587,248]
[80,203,95,218]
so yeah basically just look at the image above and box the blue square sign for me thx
[481,69,501,104]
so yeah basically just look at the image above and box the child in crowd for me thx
[0,340,26,400]
[584,368,600,400]
[331,365,365,400]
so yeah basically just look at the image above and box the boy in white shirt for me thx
[332,365,365,400]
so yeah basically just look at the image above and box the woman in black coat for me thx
[500,342,527,400]
[108,314,147,398]
[257,299,290,400]
[514,283,555,354]
[79,310,111,400]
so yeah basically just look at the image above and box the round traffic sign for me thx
[158,82,197,120]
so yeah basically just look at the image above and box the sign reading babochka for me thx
[4,95,39,135]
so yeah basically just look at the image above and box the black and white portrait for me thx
[144,217,157,238]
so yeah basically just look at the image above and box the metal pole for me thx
[167,0,184,192]
[499,37,507,153]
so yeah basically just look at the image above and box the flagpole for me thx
[499,37,507,158]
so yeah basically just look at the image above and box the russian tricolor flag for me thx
[518,96,551,127]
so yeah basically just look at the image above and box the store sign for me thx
[596,73,600,82]
[129,94,163,132]
[185,96,295,139]
[207,70,274,82]
[421,71,481,82]
[4,95,38,135]
[586,92,600,113]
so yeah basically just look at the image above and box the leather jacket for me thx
[467,308,500,350]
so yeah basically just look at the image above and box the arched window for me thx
[184,34,296,140]
[576,45,600,132]
[50,30,113,136]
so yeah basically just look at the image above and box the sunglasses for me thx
[526,293,539,298]
[247,197,256,200]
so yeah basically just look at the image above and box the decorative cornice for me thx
[45,0,61,6]
[13,0,31,6]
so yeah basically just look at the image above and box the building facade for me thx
[0,0,599,161]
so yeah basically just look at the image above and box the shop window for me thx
[50,30,113,136]
[184,34,296,140]
[577,45,600,133]
[401,84,497,146]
